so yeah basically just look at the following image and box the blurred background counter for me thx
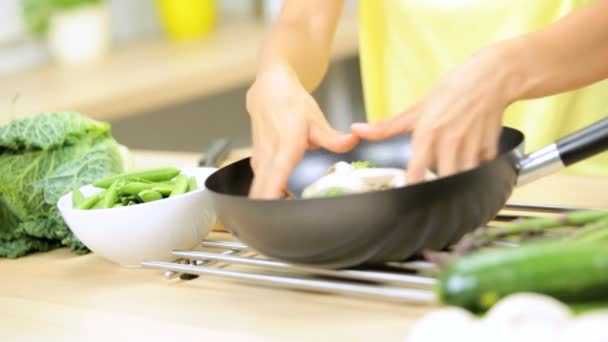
[0,0,363,151]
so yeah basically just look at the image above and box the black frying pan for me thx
[205,118,608,269]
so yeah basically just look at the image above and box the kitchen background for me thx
[0,0,365,152]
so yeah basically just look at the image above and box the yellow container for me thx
[156,0,216,41]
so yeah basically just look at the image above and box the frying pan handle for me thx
[556,117,608,165]
[516,117,608,186]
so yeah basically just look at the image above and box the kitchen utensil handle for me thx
[556,117,608,166]
[199,139,231,167]
[516,117,608,186]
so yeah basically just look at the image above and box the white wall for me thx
[0,0,25,43]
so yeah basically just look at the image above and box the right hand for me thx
[246,66,359,199]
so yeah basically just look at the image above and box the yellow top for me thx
[359,0,608,175]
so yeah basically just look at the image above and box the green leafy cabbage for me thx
[0,112,127,258]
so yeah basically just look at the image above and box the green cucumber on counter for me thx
[436,240,608,313]
[73,168,199,210]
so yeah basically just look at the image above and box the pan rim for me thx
[204,126,525,203]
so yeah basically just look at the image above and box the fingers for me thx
[249,142,305,199]
[436,132,463,178]
[461,125,483,171]
[480,115,501,161]
[351,103,421,141]
[423,118,494,180]
[407,129,435,184]
[249,111,304,199]
[250,118,262,172]
[309,123,359,153]
[250,121,356,199]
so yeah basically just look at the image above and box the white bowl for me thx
[57,167,218,267]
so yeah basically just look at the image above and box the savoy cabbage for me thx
[0,112,128,258]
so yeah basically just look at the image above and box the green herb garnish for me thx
[321,187,345,197]
[351,160,375,169]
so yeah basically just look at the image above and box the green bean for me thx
[119,182,152,196]
[92,199,105,209]
[93,168,180,188]
[77,190,106,210]
[101,182,120,208]
[124,177,154,184]
[187,176,198,192]
[170,175,189,197]
[151,185,174,196]
[123,195,139,205]
[119,182,174,196]
[120,196,130,205]
[138,189,163,202]
[113,203,125,208]
[72,187,85,207]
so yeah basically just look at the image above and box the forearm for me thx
[255,0,344,91]
[502,0,608,102]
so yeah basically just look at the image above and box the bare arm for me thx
[254,0,345,91]
[247,0,358,199]
[353,0,608,184]
[504,0,608,102]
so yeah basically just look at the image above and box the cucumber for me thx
[93,168,180,188]
[437,241,608,313]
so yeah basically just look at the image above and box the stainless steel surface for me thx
[143,203,576,304]
[172,250,436,287]
[161,249,240,280]
[516,143,565,186]
[142,260,436,304]
[202,240,247,250]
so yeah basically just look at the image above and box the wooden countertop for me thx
[0,11,359,125]
[1,149,607,342]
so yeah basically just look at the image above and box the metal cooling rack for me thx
[141,203,580,305]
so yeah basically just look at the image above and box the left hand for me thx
[351,45,518,184]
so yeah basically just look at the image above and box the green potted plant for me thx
[20,0,111,65]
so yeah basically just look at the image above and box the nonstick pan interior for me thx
[205,128,524,269]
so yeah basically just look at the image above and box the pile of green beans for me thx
[71,167,198,210]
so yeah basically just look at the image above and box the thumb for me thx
[309,124,359,153]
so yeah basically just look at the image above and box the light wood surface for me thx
[1,149,607,342]
[0,12,359,125]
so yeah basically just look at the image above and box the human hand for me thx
[352,46,516,184]
[247,65,359,199]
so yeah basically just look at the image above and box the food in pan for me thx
[301,161,436,198]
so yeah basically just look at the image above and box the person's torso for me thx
[358,0,608,174]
